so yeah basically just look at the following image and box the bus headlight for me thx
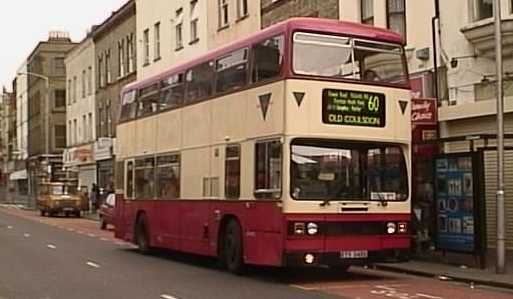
[306,222,319,235]
[386,222,397,234]
[294,222,305,235]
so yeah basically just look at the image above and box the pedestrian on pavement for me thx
[90,183,98,213]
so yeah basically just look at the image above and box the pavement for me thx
[374,260,513,290]
[2,190,513,293]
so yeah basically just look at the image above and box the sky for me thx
[0,0,128,90]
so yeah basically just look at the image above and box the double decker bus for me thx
[114,18,411,273]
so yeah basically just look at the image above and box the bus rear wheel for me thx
[135,215,151,254]
[222,220,244,274]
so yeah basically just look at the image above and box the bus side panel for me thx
[209,201,284,266]
[179,201,211,256]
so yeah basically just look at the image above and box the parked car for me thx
[37,182,88,217]
[99,193,116,230]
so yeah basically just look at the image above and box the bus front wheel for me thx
[222,220,244,274]
[135,215,151,254]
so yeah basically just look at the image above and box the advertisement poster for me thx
[435,154,480,253]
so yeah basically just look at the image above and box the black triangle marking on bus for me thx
[259,93,272,120]
[399,100,408,115]
[293,92,305,107]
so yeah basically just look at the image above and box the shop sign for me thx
[412,98,437,125]
[94,138,113,161]
[64,145,93,166]
[434,152,485,254]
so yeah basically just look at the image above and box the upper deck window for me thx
[293,32,408,87]
[160,73,184,111]
[138,83,160,117]
[185,61,214,105]
[252,35,284,83]
[216,48,249,93]
[120,90,137,122]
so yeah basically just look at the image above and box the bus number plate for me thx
[340,250,368,259]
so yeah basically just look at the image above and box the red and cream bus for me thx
[114,18,411,273]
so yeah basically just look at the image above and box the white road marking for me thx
[160,294,179,299]
[289,284,316,291]
[87,233,96,237]
[100,237,109,241]
[86,261,101,269]
[7,226,13,229]
[66,228,75,232]
[47,244,57,249]
[416,293,444,299]
[23,233,31,238]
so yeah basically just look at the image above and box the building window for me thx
[87,66,92,95]
[157,154,180,199]
[54,125,66,149]
[73,119,77,145]
[386,0,406,40]
[105,50,112,84]
[54,89,66,108]
[225,145,240,199]
[175,9,184,50]
[237,0,249,19]
[118,40,125,78]
[98,54,104,88]
[219,0,229,28]
[135,157,155,199]
[81,70,86,98]
[143,29,150,65]
[68,120,72,146]
[361,0,374,25]
[82,115,87,142]
[54,57,65,75]
[255,140,281,199]
[127,33,135,73]
[252,35,284,83]
[106,101,112,137]
[474,0,493,21]
[190,1,199,43]
[216,48,249,93]
[88,113,93,141]
[67,79,72,105]
[154,22,161,60]
[73,76,77,103]
[98,106,103,138]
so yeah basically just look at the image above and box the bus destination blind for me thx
[322,89,386,127]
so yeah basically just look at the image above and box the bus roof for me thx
[123,17,404,92]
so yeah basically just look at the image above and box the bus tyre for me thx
[135,215,151,255]
[100,217,107,230]
[223,220,244,274]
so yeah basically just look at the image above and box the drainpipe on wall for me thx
[431,0,440,106]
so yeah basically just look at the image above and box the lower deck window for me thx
[225,145,240,199]
[135,157,155,198]
[157,154,180,199]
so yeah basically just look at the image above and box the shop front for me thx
[94,138,115,196]
[63,144,96,193]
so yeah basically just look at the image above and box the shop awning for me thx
[9,169,27,181]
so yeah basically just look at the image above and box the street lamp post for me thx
[17,71,50,204]
[493,0,506,274]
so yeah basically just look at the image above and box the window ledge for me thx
[175,45,184,52]
[236,14,249,23]
[217,24,229,32]
[154,56,161,62]
[143,61,150,67]
[189,38,199,45]
[460,17,513,58]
